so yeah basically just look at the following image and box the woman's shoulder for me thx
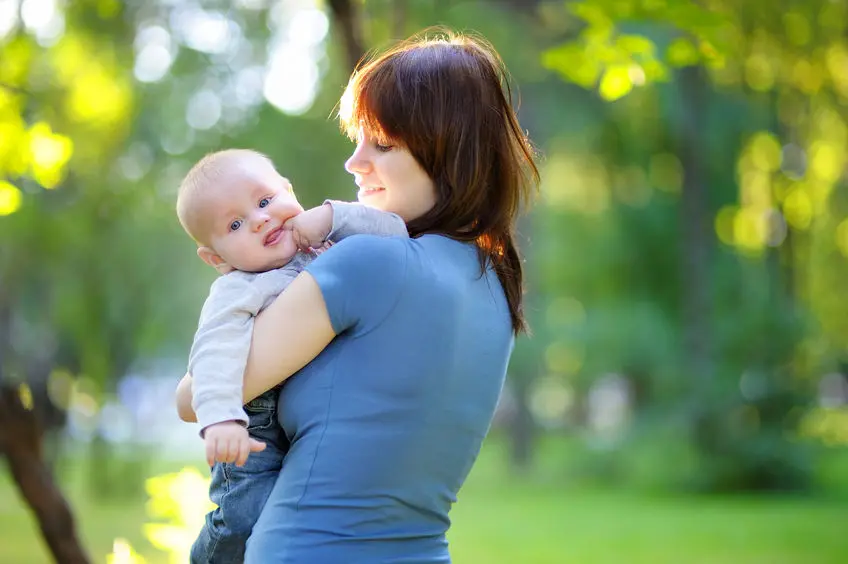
[307,234,409,290]
[305,235,410,332]
[323,234,408,269]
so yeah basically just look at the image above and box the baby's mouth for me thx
[264,227,283,246]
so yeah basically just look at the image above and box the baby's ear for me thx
[197,247,230,273]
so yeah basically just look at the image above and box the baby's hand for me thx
[203,420,266,467]
[285,203,333,252]
[313,240,333,256]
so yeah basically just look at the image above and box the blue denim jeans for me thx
[190,387,288,564]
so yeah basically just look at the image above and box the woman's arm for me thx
[176,374,197,422]
[175,271,336,422]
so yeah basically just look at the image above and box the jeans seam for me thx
[203,464,231,561]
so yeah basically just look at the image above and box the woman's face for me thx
[345,128,436,222]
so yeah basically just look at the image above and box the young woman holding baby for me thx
[178,28,539,563]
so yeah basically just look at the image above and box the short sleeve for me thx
[305,234,408,335]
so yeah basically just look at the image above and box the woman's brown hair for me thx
[339,29,539,334]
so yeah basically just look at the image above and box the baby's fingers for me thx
[249,438,266,453]
[206,441,215,467]
[205,439,217,467]
[216,438,235,464]
[235,438,250,467]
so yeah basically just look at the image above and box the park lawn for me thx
[1,438,846,564]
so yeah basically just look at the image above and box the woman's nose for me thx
[345,146,371,175]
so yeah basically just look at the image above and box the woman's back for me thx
[245,234,513,563]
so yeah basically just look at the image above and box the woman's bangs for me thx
[340,63,406,144]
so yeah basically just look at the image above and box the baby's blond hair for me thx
[176,149,276,245]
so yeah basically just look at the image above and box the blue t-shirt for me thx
[244,234,514,564]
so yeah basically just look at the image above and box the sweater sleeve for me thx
[324,200,408,242]
[188,268,298,433]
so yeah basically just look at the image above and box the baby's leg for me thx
[190,387,289,564]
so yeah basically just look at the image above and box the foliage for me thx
[1,2,848,553]
[528,0,848,490]
[105,467,212,564]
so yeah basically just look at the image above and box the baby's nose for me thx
[251,214,269,232]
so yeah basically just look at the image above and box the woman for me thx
[179,29,538,562]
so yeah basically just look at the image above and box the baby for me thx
[175,149,407,563]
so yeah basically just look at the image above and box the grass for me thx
[1,436,846,563]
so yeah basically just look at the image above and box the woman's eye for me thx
[375,143,393,152]
[259,197,272,208]
[229,219,242,231]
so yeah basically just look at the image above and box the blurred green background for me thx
[2,0,848,563]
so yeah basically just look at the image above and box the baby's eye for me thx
[229,219,242,232]
[259,197,272,208]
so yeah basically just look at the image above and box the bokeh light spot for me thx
[0,180,23,215]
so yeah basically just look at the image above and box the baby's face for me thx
[198,169,303,272]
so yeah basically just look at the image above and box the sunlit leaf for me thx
[809,141,842,183]
[143,524,194,564]
[799,407,848,446]
[97,0,122,19]
[615,34,655,56]
[667,37,700,67]
[733,207,768,253]
[748,132,782,172]
[0,180,22,215]
[145,467,213,525]
[50,34,90,85]
[825,43,848,98]
[18,382,33,410]
[0,114,28,175]
[570,2,613,30]
[698,39,726,69]
[665,3,729,30]
[0,36,34,86]
[27,122,74,189]
[67,67,132,127]
[714,205,738,246]
[106,538,146,564]
[783,188,812,230]
[783,12,811,47]
[542,43,601,88]
[143,468,213,564]
[837,218,848,258]
[745,54,776,91]
[599,65,633,101]
[641,59,669,82]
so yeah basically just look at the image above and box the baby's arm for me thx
[186,270,296,464]
[189,274,258,434]
[286,201,407,252]
[325,200,408,241]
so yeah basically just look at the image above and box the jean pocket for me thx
[244,388,278,431]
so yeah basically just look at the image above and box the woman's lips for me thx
[358,186,386,197]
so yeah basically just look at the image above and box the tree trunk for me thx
[678,65,711,392]
[0,383,90,564]
[509,372,536,471]
[327,0,367,74]
[509,211,540,471]
[392,0,407,40]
